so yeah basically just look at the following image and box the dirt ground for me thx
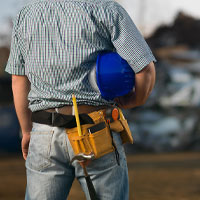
[0,152,200,200]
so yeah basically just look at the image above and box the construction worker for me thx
[6,0,156,199]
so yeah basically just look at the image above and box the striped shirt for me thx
[6,0,156,112]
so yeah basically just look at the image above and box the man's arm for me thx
[114,62,156,109]
[12,75,32,160]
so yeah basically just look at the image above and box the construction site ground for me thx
[0,152,200,200]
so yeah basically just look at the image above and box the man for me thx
[6,0,156,199]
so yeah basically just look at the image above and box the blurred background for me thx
[0,0,200,200]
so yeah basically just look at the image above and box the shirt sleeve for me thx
[5,14,25,75]
[109,3,156,73]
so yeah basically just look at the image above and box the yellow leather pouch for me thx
[66,121,114,159]
[66,124,94,155]
[119,119,134,144]
[109,120,124,133]
[88,124,114,158]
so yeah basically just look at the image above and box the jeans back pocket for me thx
[26,130,54,171]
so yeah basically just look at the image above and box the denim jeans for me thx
[25,123,129,200]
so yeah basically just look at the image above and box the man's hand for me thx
[114,62,156,109]
[21,133,31,160]
[114,91,136,109]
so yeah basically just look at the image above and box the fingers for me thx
[114,90,137,109]
[22,144,29,160]
[21,134,30,160]
[114,97,123,108]
[22,150,28,160]
[114,97,127,109]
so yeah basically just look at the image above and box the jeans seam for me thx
[63,134,72,162]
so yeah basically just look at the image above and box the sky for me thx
[0,0,24,34]
[0,0,200,36]
[117,0,200,36]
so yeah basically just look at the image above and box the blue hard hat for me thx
[89,52,135,100]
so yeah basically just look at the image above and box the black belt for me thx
[31,110,94,128]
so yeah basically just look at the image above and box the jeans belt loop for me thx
[52,112,55,126]
[55,108,59,113]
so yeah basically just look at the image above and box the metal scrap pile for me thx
[126,12,200,153]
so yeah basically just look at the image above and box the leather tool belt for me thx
[31,107,133,159]
[66,110,113,159]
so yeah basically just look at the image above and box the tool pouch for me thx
[66,122,114,159]
[118,119,133,144]
[108,117,133,144]
[88,122,114,158]
[66,124,93,155]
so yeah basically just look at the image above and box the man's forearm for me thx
[114,62,156,109]
[12,75,32,134]
[134,61,156,106]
